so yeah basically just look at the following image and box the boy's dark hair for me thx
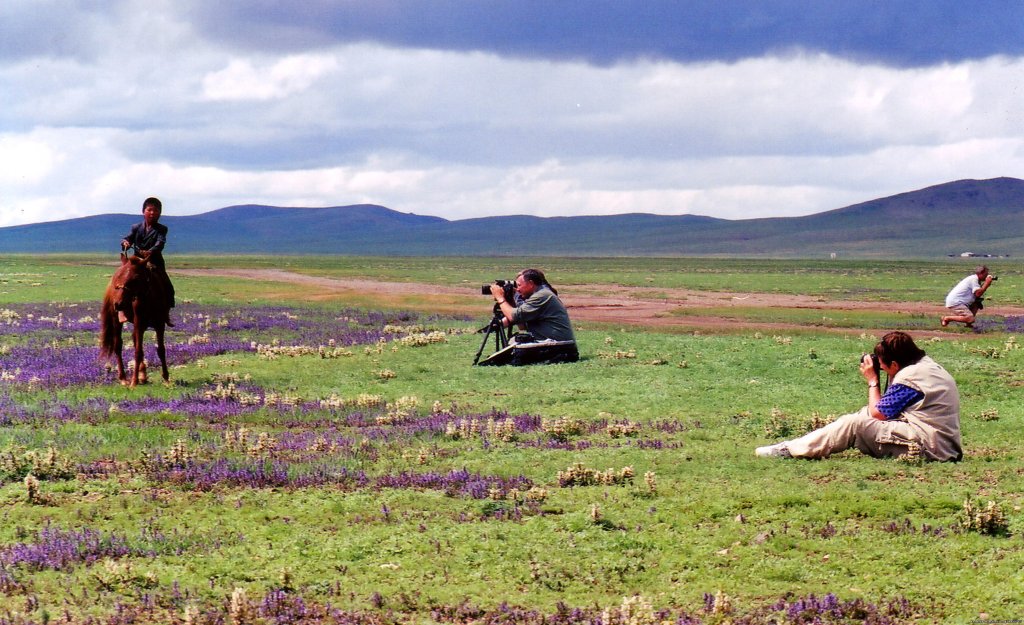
[143,197,163,212]
[874,331,926,369]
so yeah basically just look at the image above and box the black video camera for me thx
[482,279,516,302]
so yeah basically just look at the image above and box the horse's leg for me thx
[155,325,169,382]
[114,323,127,382]
[130,322,144,388]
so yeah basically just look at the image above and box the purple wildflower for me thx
[144,457,370,491]
[0,525,135,571]
[0,523,233,573]
[374,469,532,499]
[0,302,432,389]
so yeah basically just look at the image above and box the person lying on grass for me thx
[756,331,962,461]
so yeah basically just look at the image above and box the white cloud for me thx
[0,134,60,186]
[201,54,340,101]
[1,9,1023,231]
[4,129,1023,229]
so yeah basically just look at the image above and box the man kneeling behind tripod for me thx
[488,268,578,364]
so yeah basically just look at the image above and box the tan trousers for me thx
[786,407,922,459]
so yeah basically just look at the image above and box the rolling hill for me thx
[1,178,1022,258]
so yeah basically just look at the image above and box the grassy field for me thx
[6,254,1023,304]
[0,255,1021,623]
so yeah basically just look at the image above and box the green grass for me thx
[5,254,1023,305]
[668,305,942,330]
[0,255,1022,622]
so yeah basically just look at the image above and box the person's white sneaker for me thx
[755,442,792,458]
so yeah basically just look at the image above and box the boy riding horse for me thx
[121,197,175,327]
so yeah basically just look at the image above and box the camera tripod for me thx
[472,304,513,365]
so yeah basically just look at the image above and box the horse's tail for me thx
[98,288,118,359]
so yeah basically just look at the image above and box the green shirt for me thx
[511,286,575,342]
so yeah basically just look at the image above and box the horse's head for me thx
[110,256,151,313]
[121,249,151,264]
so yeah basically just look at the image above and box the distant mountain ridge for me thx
[2,178,1022,258]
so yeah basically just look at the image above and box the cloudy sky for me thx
[2,1,1024,228]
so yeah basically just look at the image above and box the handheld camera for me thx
[862,353,881,379]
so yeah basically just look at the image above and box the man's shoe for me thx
[755,442,792,458]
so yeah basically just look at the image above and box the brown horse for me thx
[99,251,171,387]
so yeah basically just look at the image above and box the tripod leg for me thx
[473,324,494,365]
[473,314,511,365]
[496,318,509,350]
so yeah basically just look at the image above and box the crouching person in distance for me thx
[756,331,962,461]
[941,264,995,328]
[489,268,579,365]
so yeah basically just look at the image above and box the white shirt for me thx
[945,274,981,308]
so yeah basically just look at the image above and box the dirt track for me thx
[176,268,1021,336]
